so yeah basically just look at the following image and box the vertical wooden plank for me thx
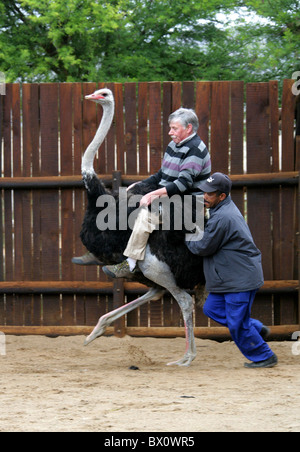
[124,82,137,174]
[20,84,36,327]
[73,82,83,175]
[3,84,12,177]
[11,84,21,176]
[149,299,162,327]
[60,82,74,274]
[22,84,39,282]
[182,81,195,109]
[85,295,103,326]
[3,84,13,281]
[210,81,230,173]
[2,85,14,324]
[269,81,279,172]
[246,83,271,173]
[248,188,273,281]
[148,82,162,173]
[39,83,60,325]
[23,84,39,177]
[0,295,5,325]
[278,81,297,326]
[60,83,73,177]
[40,84,59,177]
[162,82,172,153]
[281,79,296,171]
[11,84,23,324]
[230,81,245,215]
[126,293,139,327]
[11,85,22,283]
[279,187,297,280]
[298,168,300,330]
[0,95,3,282]
[269,82,281,284]
[31,84,41,290]
[171,82,181,111]
[162,297,172,327]
[251,294,273,326]
[170,296,182,327]
[296,135,300,171]
[60,83,74,278]
[114,83,125,173]
[230,81,244,175]
[138,82,148,175]
[139,301,149,327]
[0,93,3,173]
[60,83,76,325]
[246,83,273,283]
[195,81,211,150]
[22,294,33,326]
[39,83,59,280]
[194,302,209,327]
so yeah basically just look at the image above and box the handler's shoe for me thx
[103,260,134,279]
[244,353,278,369]
[72,252,103,265]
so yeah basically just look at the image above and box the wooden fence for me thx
[0,80,299,339]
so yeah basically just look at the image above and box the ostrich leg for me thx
[166,288,196,367]
[139,249,197,367]
[84,287,165,346]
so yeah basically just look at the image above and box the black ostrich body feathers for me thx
[80,173,205,291]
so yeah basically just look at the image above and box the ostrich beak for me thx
[85,93,105,100]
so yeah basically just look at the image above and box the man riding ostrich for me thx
[78,87,211,366]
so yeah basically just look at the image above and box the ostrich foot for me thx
[166,353,196,367]
[84,318,107,346]
[84,287,165,347]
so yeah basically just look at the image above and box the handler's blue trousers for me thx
[203,290,274,362]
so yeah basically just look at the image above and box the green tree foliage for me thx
[0,0,298,82]
[228,0,299,81]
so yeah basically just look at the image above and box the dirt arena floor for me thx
[0,334,299,432]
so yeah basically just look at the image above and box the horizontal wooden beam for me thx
[0,280,298,294]
[0,281,142,294]
[229,171,299,187]
[0,171,298,189]
[0,175,87,189]
[0,325,297,340]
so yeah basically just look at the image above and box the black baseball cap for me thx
[199,172,232,195]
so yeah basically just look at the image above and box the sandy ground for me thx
[0,334,299,432]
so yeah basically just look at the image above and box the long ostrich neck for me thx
[81,101,114,175]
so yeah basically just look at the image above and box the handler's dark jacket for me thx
[186,195,264,293]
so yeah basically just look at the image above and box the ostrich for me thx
[80,88,205,366]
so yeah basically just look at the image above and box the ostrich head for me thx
[85,88,114,106]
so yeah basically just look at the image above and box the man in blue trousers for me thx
[186,172,278,368]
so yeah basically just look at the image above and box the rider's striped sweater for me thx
[144,134,211,196]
